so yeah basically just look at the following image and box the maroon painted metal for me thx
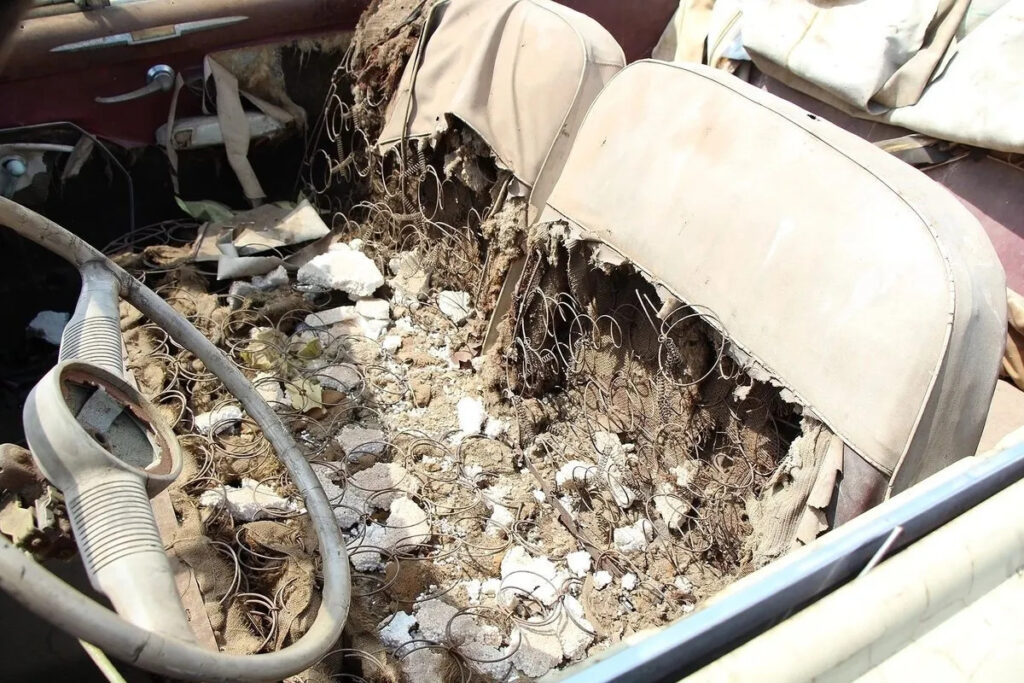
[0,0,369,144]
[1,0,1019,291]
[0,0,673,145]
[559,0,677,62]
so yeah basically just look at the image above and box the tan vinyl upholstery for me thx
[378,0,624,212]
[539,61,1007,493]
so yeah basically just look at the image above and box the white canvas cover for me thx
[377,0,624,211]
[740,0,1024,155]
[741,0,969,112]
[540,61,1007,493]
[871,0,1024,154]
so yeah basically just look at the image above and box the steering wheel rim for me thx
[0,196,351,681]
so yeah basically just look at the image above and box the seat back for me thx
[539,61,1007,492]
[378,0,624,211]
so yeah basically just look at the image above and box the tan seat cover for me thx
[540,61,1007,493]
[378,0,624,211]
[977,380,1024,454]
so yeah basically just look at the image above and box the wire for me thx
[78,639,127,683]
[0,196,351,682]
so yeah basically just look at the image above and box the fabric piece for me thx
[737,1,1024,153]
[193,200,330,278]
[871,0,1024,154]
[205,56,268,204]
[706,0,747,68]
[169,55,294,200]
[742,0,969,112]
[977,379,1024,454]
[832,444,889,527]
[797,425,844,543]
[873,0,968,108]
[377,0,624,212]
[1004,289,1024,390]
[215,239,283,280]
[239,521,319,649]
[959,0,1014,37]
[541,61,1006,494]
[167,498,263,653]
[153,491,219,649]
[652,0,716,63]
[211,44,308,127]
[165,73,185,194]
[166,492,318,653]
[745,419,835,567]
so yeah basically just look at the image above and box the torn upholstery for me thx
[377,0,624,211]
[539,61,1007,494]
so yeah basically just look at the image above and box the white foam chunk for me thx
[355,297,390,320]
[457,396,487,435]
[511,619,563,677]
[437,290,473,324]
[304,305,390,340]
[347,497,431,572]
[297,242,384,296]
[378,611,417,649]
[415,599,509,679]
[613,518,654,553]
[198,478,302,521]
[566,550,592,578]
[484,417,508,438]
[194,404,243,435]
[653,484,690,530]
[556,460,596,488]
[250,265,288,290]
[499,546,567,607]
[336,425,387,460]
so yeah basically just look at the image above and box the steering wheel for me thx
[0,196,350,681]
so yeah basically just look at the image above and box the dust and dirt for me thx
[0,1,828,681]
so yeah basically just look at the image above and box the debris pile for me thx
[46,1,818,680]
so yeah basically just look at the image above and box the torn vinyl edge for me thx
[552,217,890,478]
